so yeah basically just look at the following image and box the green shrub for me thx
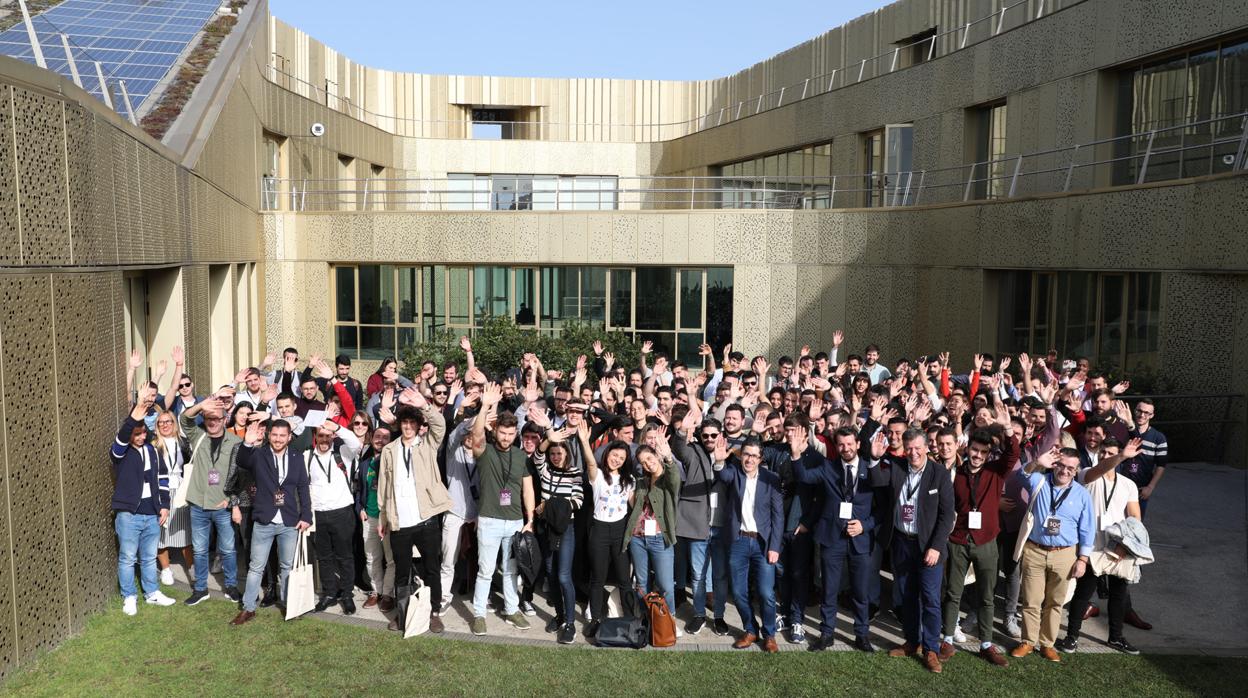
[398,316,640,386]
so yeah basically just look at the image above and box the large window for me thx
[1114,36,1248,184]
[968,101,1008,199]
[861,124,914,207]
[332,264,734,360]
[993,271,1162,374]
[447,174,618,210]
[718,142,834,209]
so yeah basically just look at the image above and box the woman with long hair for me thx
[585,439,636,639]
[152,409,192,586]
[624,434,682,636]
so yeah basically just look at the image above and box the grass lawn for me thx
[3,590,1244,697]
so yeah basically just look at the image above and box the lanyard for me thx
[312,452,333,483]
[402,444,413,478]
[272,450,288,485]
[964,466,989,512]
[1102,476,1119,511]
[209,436,223,467]
[903,470,922,502]
[1047,474,1073,516]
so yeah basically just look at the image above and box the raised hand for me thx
[381,388,396,411]
[832,329,844,348]
[136,383,158,408]
[799,344,811,358]
[325,401,341,419]
[1111,381,1130,395]
[698,343,712,357]
[640,340,653,356]
[398,387,426,408]
[459,336,473,353]
[870,430,888,459]
[128,348,142,369]
[450,379,464,399]
[810,376,831,392]
[999,356,1012,372]
[1035,445,1060,470]
[713,434,729,463]
[752,357,770,377]
[576,354,587,371]
[527,407,551,430]
[481,382,503,408]
[154,359,168,379]
[244,419,265,445]
[466,367,487,385]
[973,353,983,371]
[938,352,950,368]
[171,345,184,365]
[602,351,615,368]
[261,383,278,404]
[419,363,436,383]
[592,340,604,356]
[261,349,276,368]
[314,359,333,379]
[1122,437,1143,461]
[911,401,932,425]
[807,398,825,421]
[547,426,570,443]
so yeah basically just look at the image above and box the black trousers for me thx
[588,517,633,621]
[391,516,443,613]
[312,505,357,599]
[1067,571,1128,641]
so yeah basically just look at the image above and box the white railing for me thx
[262,111,1248,212]
[264,0,1063,142]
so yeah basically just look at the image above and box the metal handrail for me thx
[261,110,1248,211]
[263,0,1061,142]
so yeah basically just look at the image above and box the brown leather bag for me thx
[644,591,676,647]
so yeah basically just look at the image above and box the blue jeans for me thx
[708,525,731,619]
[629,534,675,614]
[680,537,712,616]
[730,535,777,637]
[543,524,577,622]
[190,505,237,591]
[473,516,522,617]
[243,522,298,612]
[115,511,161,599]
[892,533,944,653]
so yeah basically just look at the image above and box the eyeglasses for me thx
[1134,409,1154,416]
[157,420,174,426]
[744,380,758,387]
[179,382,192,389]
[351,420,369,427]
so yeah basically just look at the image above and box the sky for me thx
[269,0,883,81]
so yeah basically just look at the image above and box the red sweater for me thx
[948,434,1020,546]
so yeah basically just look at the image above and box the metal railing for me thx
[262,111,1248,212]
[1119,393,1245,466]
[264,0,1062,142]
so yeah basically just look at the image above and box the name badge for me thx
[274,491,286,507]
[644,519,658,537]
[499,488,512,507]
[967,511,982,530]
[900,504,916,524]
[1044,516,1061,535]
[207,469,220,486]
[709,492,719,510]
[839,501,853,519]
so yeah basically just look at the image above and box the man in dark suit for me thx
[230,419,313,626]
[875,429,955,673]
[790,423,887,652]
[713,436,785,653]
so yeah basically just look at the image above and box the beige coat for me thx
[377,406,450,532]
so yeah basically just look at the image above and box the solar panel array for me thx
[0,0,223,117]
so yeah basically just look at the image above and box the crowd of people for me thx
[110,334,1165,669]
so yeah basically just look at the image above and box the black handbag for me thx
[595,615,649,649]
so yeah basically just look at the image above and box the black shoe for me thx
[260,590,277,608]
[184,590,209,606]
[339,596,356,615]
[545,615,565,633]
[557,623,576,644]
[586,620,601,639]
[868,603,880,621]
[687,616,707,636]
[1055,636,1079,653]
[223,586,242,603]
[808,634,835,651]
[1107,637,1140,655]
[711,618,731,636]
[854,636,876,653]
[314,596,335,613]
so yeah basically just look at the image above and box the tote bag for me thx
[402,581,431,638]
[285,531,317,620]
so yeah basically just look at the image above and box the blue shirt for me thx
[1025,471,1096,557]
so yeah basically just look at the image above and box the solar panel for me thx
[0,0,224,118]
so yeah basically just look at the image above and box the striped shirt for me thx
[534,451,585,510]
[1122,426,1168,487]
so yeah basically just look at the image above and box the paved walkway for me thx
[175,462,1246,655]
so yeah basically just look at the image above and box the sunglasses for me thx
[700,432,721,439]
[179,382,192,389]
[351,420,369,427]
[433,391,448,396]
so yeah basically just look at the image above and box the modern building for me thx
[0,0,1244,675]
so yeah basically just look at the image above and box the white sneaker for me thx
[953,627,967,643]
[145,591,176,607]
[160,567,174,586]
[122,596,137,616]
[675,627,684,639]
[1005,615,1021,639]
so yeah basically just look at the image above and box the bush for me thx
[398,316,640,386]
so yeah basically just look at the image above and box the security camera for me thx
[310,122,325,137]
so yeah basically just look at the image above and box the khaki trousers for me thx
[1019,541,1075,648]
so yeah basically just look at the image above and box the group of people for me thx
[110,334,1165,669]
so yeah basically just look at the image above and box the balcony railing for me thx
[264,0,1063,142]
[262,111,1248,212]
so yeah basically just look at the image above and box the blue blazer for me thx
[236,445,312,526]
[714,463,784,556]
[791,449,878,555]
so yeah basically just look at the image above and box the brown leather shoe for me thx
[980,645,1009,667]
[1009,642,1034,658]
[429,613,444,634]
[363,594,379,609]
[1039,646,1061,662]
[762,636,779,654]
[888,642,919,657]
[733,632,758,649]
[1124,609,1152,630]
[1082,604,1100,620]
[924,650,943,673]
[229,610,255,626]
[938,641,957,662]
[378,595,395,612]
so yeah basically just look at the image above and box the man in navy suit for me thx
[230,419,313,626]
[713,436,785,653]
[875,429,955,673]
[790,423,888,653]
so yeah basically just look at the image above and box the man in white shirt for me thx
[306,422,361,614]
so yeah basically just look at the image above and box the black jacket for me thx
[235,445,313,526]
[872,458,955,556]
